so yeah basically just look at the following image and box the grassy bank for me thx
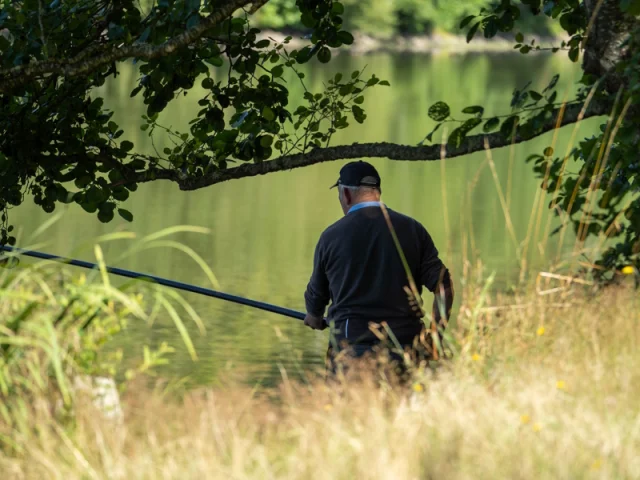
[1,268,638,478]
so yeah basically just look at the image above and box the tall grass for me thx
[0,274,638,479]
[0,226,216,452]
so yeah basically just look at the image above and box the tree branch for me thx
[134,100,611,191]
[0,0,259,93]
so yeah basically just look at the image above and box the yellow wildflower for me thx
[537,326,545,336]
[323,404,333,412]
[556,380,566,390]
[622,266,636,275]
[533,423,542,432]
[520,414,530,424]
[412,383,424,393]
[591,458,602,470]
[471,353,482,362]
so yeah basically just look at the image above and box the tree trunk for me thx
[582,0,639,93]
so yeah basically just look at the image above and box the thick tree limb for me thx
[0,0,258,93]
[583,0,639,93]
[134,100,611,191]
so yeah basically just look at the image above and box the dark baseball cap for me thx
[330,161,381,190]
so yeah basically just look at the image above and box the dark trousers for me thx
[324,318,442,379]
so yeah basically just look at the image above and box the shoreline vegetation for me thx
[1,257,639,478]
[259,29,565,54]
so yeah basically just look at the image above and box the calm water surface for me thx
[14,52,597,385]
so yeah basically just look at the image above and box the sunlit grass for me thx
[0,276,638,479]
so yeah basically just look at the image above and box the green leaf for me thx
[568,47,579,63]
[428,101,450,122]
[500,115,520,138]
[260,135,273,148]
[130,85,143,97]
[544,147,554,157]
[366,76,379,86]
[339,84,354,96]
[81,202,98,213]
[301,12,316,28]
[271,65,284,77]
[121,140,134,152]
[529,91,543,101]
[337,31,354,45]
[466,22,480,43]
[255,39,270,48]
[295,46,313,64]
[86,186,102,204]
[262,106,276,122]
[74,175,92,189]
[459,15,476,29]
[543,74,560,93]
[112,188,129,201]
[352,105,366,124]
[462,105,484,116]
[206,56,224,67]
[483,117,500,133]
[317,46,332,63]
[423,123,442,144]
[483,18,498,38]
[128,159,146,170]
[331,2,345,15]
[118,209,133,222]
[201,78,214,89]
[378,80,390,86]
[448,127,466,148]
[98,209,114,223]
[460,118,482,134]
[515,32,524,43]
[354,96,364,105]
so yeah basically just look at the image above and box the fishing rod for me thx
[0,246,307,322]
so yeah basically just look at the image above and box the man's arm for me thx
[418,224,454,328]
[304,238,330,330]
[432,270,454,329]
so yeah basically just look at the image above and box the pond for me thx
[13,50,597,386]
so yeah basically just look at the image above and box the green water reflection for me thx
[14,52,597,385]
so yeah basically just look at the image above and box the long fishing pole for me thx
[0,246,307,321]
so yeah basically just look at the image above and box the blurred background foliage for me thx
[252,0,563,37]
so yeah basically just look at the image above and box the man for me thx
[303,160,454,372]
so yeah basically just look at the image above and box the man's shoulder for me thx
[387,208,425,230]
[320,215,351,240]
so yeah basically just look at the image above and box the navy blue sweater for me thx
[304,205,446,343]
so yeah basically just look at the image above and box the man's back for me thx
[304,205,445,330]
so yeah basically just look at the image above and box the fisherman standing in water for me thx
[303,161,454,374]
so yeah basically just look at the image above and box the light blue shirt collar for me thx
[348,201,382,214]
